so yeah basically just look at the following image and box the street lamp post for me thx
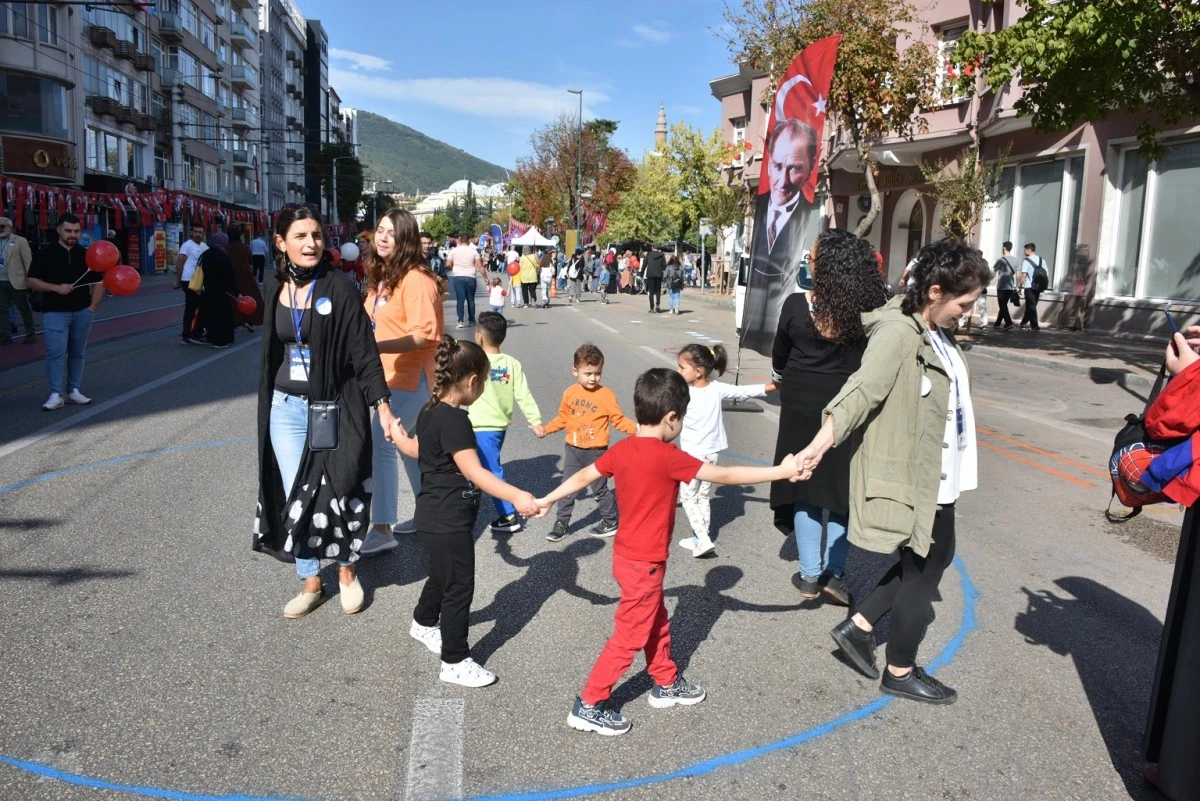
[330,155,357,226]
[567,89,583,237]
[372,179,395,228]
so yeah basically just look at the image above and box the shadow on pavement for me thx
[0,567,136,584]
[1016,576,1163,801]
[710,484,769,544]
[1089,366,1151,404]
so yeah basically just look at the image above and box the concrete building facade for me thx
[258,0,307,212]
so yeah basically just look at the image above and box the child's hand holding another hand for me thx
[513,491,542,519]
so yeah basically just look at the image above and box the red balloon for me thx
[507,262,520,276]
[329,249,342,266]
[501,289,508,297]
[86,240,120,272]
[236,295,258,315]
[103,265,141,296]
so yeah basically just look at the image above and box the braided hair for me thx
[679,343,729,378]
[901,239,992,316]
[426,335,490,410]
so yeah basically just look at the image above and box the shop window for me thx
[1140,141,1200,299]
[0,72,70,140]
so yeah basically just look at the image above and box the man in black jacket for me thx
[641,245,666,313]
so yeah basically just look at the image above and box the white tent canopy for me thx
[509,227,556,247]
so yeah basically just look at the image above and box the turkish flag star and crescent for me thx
[756,34,842,205]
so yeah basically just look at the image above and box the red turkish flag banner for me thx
[756,35,841,204]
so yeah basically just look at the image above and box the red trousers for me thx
[581,554,677,705]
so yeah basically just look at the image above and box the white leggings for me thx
[679,452,719,544]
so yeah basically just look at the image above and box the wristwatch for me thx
[371,397,391,410]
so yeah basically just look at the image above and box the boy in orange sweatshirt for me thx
[536,343,637,541]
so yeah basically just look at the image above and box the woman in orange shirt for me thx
[359,208,446,555]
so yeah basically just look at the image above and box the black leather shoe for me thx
[830,618,880,679]
[818,573,851,606]
[880,666,957,705]
[791,573,820,599]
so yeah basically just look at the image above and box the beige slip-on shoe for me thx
[283,588,326,619]
[339,577,364,614]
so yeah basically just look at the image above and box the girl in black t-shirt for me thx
[392,335,542,688]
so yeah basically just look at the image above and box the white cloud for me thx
[328,69,608,121]
[675,104,703,115]
[329,48,391,72]
[632,23,673,44]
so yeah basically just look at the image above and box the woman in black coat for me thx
[252,205,397,619]
[770,229,889,604]
[199,232,237,347]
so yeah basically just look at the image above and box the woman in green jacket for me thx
[796,239,991,705]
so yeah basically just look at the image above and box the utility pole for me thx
[567,89,583,237]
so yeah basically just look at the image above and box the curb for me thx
[963,342,1156,390]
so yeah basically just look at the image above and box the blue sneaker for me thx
[567,696,630,736]
[648,676,706,708]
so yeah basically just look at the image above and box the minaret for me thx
[655,104,667,149]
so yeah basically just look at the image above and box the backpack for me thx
[1106,363,1179,522]
[1027,257,1049,292]
[668,267,684,291]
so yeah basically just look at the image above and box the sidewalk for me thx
[681,288,1168,390]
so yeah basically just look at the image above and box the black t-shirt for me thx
[771,292,866,377]
[413,403,480,534]
[273,303,312,395]
[27,243,100,312]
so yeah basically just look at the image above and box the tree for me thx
[423,212,453,242]
[919,144,1009,240]
[953,0,1199,158]
[605,153,681,244]
[510,115,636,226]
[722,0,938,236]
[359,190,395,228]
[441,182,482,237]
[665,121,742,244]
[308,142,364,224]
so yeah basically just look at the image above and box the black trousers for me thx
[414,529,475,664]
[252,254,266,282]
[181,286,204,339]
[994,289,1015,327]
[521,283,537,306]
[645,277,662,310]
[1020,289,1040,329]
[856,504,957,669]
[556,445,617,526]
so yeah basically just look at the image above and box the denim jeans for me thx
[269,389,349,579]
[667,288,681,311]
[452,276,477,324]
[369,373,426,525]
[42,309,94,396]
[794,502,848,581]
[475,429,512,517]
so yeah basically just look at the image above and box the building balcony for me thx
[115,105,137,126]
[132,52,155,72]
[87,25,117,49]
[113,39,137,61]
[134,112,157,132]
[86,95,120,118]
[233,189,258,206]
[286,148,299,160]
[230,0,254,11]
[285,82,297,95]
[158,12,183,41]
[285,114,297,127]
[230,65,256,90]
[231,106,257,129]
[229,20,255,50]
[161,68,181,88]
[233,149,252,168]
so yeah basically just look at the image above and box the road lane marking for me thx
[569,307,619,335]
[640,345,676,366]
[977,426,1109,478]
[978,440,1095,488]
[405,698,464,801]
[0,338,256,462]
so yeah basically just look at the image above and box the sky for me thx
[300,0,740,180]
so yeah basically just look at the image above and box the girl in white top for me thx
[675,343,777,556]
[488,277,506,314]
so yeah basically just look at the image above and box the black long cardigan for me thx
[252,268,390,564]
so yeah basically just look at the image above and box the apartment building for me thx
[302,19,329,216]
[711,3,1200,336]
[259,0,307,212]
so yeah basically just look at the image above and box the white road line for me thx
[640,345,676,366]
[567,306,620,334]
[0,338,257,461]
[404,698,464,801]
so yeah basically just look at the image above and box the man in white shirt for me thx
[249,234,270,282]
[175,223,208,343]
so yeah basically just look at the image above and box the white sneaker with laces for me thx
[65,389,92,405]
[692,537,716,558]
[677,536,697,553]
[42,393,64,411]
[440,657,496,688]
[409,620,442,654]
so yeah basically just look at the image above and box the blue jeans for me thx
[269,390,349,579]
[452,276,477,324]
[475,429,512,517]
[42,309,94,396]
[667,288,681,311]
[369,373,426,525]
[794,502,848,581]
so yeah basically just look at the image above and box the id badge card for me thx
[286,343,311,382]
[955,404,966,451]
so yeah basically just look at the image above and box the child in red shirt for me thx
[537,367,802,735]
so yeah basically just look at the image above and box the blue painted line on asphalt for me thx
[0,441,980,801]
[0,439,254,497]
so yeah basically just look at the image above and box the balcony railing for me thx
[229,20,255,48]
[87,25,117,49]
[231,106,257,128]
[232,149,251,166]
[158,12,183,40]
[233,189,259,206]
[230,65,256,90]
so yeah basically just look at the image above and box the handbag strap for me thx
[1143,360,1169,415]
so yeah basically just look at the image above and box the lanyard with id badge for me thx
[289,279,341,451]
[929,331,966,451]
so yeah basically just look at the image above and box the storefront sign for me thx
[856,169,922,192]
[154,226,168,272]
[2,136,77,181]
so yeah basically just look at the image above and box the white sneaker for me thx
[692,537,716,558]
[440,657,496,688]
[677,536,697,553]
[358,528,398,556]
[65,389,92,405]
[391,520,417,535]
[409,619,442,654]
[42,393,64,411]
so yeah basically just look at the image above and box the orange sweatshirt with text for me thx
[542,384,637,449]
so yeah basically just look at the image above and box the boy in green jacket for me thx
[470,311,545,533]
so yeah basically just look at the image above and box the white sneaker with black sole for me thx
[648,676,706,708]
[440,657,496,688]
[409,620,442,654]
[568,696,631,736]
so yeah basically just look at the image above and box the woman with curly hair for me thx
[358,207,446,556]
[770,228,889,605]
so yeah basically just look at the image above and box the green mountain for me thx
[356,110,509,195]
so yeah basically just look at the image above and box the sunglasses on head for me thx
[281,202,321,215]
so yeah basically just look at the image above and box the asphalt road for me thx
[0,285,1177,801]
